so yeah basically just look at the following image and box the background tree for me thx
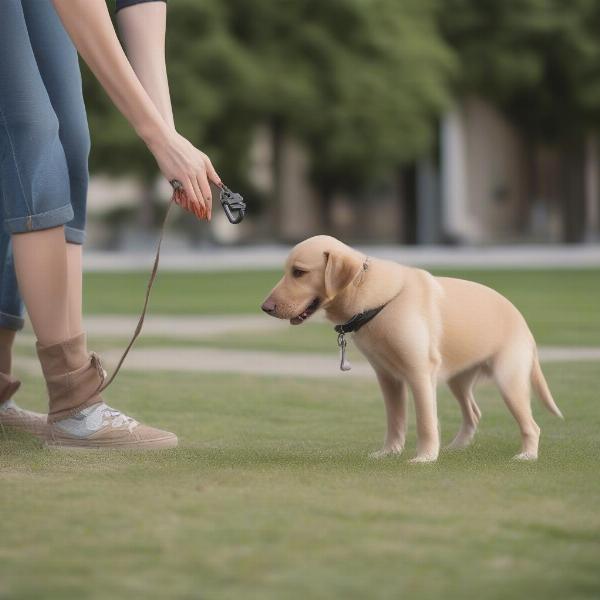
[441,0,600,241]
[441,0,600,141]
[83,0,455,234]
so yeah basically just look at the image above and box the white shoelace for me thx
[55,403,139,438]
[102,407,139,433]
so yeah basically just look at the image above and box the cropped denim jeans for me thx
[0,0,90,331]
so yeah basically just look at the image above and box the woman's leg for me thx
[21,0,92,338]
[11,229,70,346]
[0,228,24,374]
[0,1,176,447]
[0,1,98,425]
[0,1,73,348]
[0,329,16,376]
[0,7,49,431]
[0,218,47,435]
[66,245,84,336]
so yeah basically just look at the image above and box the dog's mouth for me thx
[290,297,320,325]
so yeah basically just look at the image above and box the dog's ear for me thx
[323,250,363,300]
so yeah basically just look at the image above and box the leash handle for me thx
[96,180,246,396]
[219,184,246,224]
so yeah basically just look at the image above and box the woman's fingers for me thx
[173,185,206,220]
[182,179,204,219]
[174,188,189,213]
[205,156,221,186]
[189,176,207,219]
[182,178,198,209]
[197,173,212,220]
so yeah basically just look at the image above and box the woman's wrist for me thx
[137,114,172,150]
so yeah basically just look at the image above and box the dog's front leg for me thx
[408,374,440,463]
[370,371,407,458]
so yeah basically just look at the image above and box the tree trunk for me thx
[584,133,600,242]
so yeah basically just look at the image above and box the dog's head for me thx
[261,235,364,324]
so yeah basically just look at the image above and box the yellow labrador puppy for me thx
[261,235,562,462]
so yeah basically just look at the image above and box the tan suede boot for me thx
[0,373,47,437]
[37,333,177,449]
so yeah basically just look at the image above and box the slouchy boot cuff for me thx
[36,333,105,423]
[0,372,21,405]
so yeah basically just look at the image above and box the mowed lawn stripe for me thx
[82,268,600,346]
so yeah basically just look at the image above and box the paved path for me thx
[14,315,600,379]
[82,315,283,338]
[14,344,600,380]
[83,244,600,272]
[15,315,285,345]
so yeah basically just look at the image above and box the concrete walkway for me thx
[83,243,600,272]
[13,315,600,380]
[14,343,600,381]
[82,314,283,338]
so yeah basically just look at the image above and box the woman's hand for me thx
[52,0,221,220]
[147,130,221,220]
[116,2,220,220]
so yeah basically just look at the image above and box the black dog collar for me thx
[334,303,388,372]
[334,304,387,335]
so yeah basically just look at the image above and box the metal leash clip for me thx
[219,183,246,224]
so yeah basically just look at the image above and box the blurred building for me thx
[87,96,600,248]
[264,95,600,245]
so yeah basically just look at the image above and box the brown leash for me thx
[97,197,175,393]
[96,181,246,395]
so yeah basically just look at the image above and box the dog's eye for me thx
[292,268,307,278]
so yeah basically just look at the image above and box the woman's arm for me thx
[51,0,219,218]
[116,1,174,130]
[116,1,199,215]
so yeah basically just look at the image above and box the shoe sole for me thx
[0,421,49,439]
[44,435,178,450]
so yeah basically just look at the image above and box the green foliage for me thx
[223,0,455,186]
[441,0,600,140]
[83,1,600,190]
[83,0,454,190]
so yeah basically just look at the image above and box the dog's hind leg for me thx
[370,370,408,458]
[493,343,540,460]
[446,367,481,450]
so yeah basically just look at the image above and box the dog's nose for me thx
[261,299,276,314]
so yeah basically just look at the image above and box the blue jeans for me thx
[0,0,90,331]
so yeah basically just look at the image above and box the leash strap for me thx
[96,181,246,395]
[98,197,175,393]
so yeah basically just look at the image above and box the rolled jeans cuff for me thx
[0,310,24,331]
[65,225,85,245]
[4,203,74,235]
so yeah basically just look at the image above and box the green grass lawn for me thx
[1,362,599,599]
[83,268,600,346]
[2,266,599,598]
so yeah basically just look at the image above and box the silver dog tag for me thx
[337,333,352,371]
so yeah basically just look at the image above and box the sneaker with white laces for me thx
[46,402,178,450]
[0,398,48,438]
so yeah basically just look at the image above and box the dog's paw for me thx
[444,437,473,451]
[369,446,403,459]
[408,453,438,464]
[512,452,538,461]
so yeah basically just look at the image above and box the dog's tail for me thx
[531,351,563,419]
